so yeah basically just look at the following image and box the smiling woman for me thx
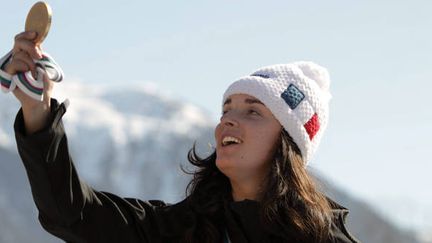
[183,63,359,242]
[3,32,358,243]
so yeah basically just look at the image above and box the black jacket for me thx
[14,99,359,243]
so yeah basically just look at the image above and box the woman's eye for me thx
[221,110,229,117]
[248,110,260,115]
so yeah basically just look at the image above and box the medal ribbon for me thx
[0,50,64,100]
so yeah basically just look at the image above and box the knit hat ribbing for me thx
[222,61,331,164]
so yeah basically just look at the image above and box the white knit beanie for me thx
[222,61,332,164]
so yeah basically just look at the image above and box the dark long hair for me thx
[181,129,332,242]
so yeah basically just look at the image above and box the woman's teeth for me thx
[222,136,242,146]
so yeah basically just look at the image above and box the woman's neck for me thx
[230,179,263,202]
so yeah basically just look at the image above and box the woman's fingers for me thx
[13,51,37,77]
[13,31,42,60]
[5,31,43,77]
[13,39,42,60]
[14,31,37,41]
[5,58,30,75]
[6,52,38,79]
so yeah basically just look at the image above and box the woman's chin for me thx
[215,158,235,174]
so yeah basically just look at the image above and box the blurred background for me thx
[1,0,431,242]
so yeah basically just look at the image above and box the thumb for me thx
[41,70,54,105]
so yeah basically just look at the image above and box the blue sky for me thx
[1,0,432,235]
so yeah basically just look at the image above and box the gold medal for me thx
[25,1,52,44]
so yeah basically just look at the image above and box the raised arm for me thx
[13,99,163,242]
[3,31,171,242]
[3,31,51,135]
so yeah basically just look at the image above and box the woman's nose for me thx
[221,111,239,127]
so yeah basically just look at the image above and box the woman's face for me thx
[215,94,282,182]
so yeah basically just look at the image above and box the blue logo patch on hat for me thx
[281,84,305,109]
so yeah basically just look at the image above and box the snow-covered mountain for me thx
[0,81,424,242]
[2,81,216,201]
[58,81,216,201]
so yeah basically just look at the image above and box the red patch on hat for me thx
[304,113,320,140]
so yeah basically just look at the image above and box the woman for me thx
[3,31,358,242]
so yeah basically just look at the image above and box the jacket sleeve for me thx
[329,209,360,243]
[14,99,165,243]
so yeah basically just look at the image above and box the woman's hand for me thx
[4,31,54,134]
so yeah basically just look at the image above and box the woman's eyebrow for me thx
[223,97,264,106]
[244,98,264,105]
[223,98,231,106]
